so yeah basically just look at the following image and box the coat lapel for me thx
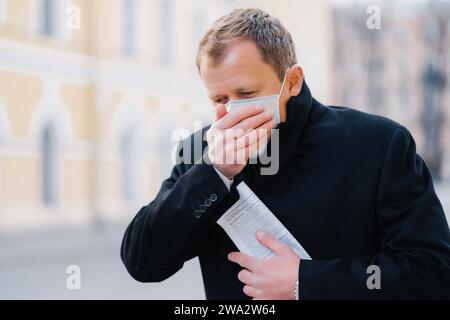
[233,80,314,189]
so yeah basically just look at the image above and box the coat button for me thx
[205,199,212,207]
[193,210,202,219]
[210,193,218,202]
[199,204,207,213]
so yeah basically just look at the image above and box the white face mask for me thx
[226,74,287,126]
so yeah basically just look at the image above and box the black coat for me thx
[121,82,450,299]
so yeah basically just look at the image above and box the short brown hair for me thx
[196,8,297,81]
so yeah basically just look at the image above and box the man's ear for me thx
[286,65,303,97]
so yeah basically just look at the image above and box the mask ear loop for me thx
[278,72,288,99]
[276,73,288,123]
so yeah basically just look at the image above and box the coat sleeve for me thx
[298,127,450,299]
[120,139,233,282]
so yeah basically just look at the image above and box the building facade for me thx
[0,0,332,231]
[331,0,450,183]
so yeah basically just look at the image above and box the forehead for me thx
[200,40,278,94]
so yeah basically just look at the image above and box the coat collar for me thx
[233,79,322,189]
[282,78,313,127]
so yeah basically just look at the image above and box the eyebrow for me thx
[209,85,258,101]
[234,84,258,92]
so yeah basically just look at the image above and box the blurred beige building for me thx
[331,0,450,182]
[0,0,332,231]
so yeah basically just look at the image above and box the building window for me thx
[161,0,173,65]
[40,0,57,36]
[41,123,58,205]
[121,0,138,56]
[0,0,6,26]
[193,0,205,42]
[33,0,67,39]
[120,127,137,201]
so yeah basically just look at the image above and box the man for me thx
[121,8,450,299]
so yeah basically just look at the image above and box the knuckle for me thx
[243,285,252,295]
[240,118,251,130]
[229,111,239,122]
[243,285,249,293]
[253,262,263,273]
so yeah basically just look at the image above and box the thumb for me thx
[256,231,288,255]
[215,104,228,122]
